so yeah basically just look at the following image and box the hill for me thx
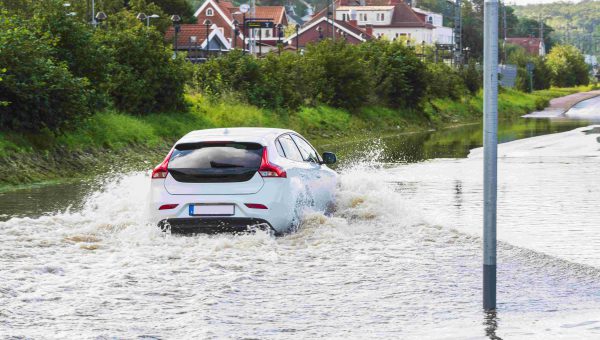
[513,0,600,56]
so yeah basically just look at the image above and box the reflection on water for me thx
[326,118,590,165]
[484,311,502,340]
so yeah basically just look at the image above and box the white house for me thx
[411,7,453,44]
[329,0,436,44]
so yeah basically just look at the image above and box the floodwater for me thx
[1,98,600,339]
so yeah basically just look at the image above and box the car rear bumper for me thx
[159,217,276,235]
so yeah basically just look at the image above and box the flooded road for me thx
[1,99,600,339]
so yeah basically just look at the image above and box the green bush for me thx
[426,62,467,100]
[95,10,191,114]
[460,61,482,94]
[546,44,589,87]
[359,40,427,108]
[194,40,429,111]
[0,11,92,132]
[303,40,370,109]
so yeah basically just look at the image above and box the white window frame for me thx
[206,8,214,16]
[376,13,385,22]
[359,13,367,22]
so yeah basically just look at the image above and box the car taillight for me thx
[245,203,268,209]
[151,148,174,179]
[159,204,178,210]
[258,147,286,178]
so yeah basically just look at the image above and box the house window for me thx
[342,13,347,21]
[376,13,385,22]
[264,29,271,38]
[206,8,214,16]
[359,13,367,22]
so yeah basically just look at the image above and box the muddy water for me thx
[1,104,600,338]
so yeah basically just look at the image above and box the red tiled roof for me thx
[337,20,373,39]
[308,0,432,29]
[390,1,432,28]
[165,24,210,48]
[506,37,543,56]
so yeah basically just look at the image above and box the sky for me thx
[508,0,582,4]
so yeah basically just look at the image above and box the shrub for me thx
[546,44,589,87]
[303,40,371,109]
[95,10,191,114]
[0,11,92,132]
[426,62,467,100]
[460,60,482,94]
[359,40,427,108]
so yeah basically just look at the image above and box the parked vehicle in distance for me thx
[148,128,338,235]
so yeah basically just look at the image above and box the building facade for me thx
[165,0,288,60]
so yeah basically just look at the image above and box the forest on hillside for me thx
[514,0,600,57]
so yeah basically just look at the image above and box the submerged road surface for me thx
[1,105,600,338]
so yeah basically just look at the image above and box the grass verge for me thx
[0,86,594,190]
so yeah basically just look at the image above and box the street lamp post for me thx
[277,24,283,56]
[233,21,240,49]
[204,20,212,60]
[171,15,181,58]
[137,13,159,27]
[295,24,300,53]
[95,11,107,28]
[91,0,97,27]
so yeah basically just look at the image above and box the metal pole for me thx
[331,0,335,38]
[92,0,97,27]
[259,28,262,56]
[502,1,507,64]
[251,0,256,54]
[243,14,246,54]
[296,24,299,53]
[206,24,209,59]
[483,0,498,311]
[454,0,462,67]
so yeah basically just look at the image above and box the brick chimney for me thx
[348,19,358,27]
[365,24,373,36]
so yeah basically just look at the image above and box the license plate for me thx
[189,204,235,216]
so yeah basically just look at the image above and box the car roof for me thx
[176,127,298,145]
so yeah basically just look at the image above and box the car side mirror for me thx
[321,152,337,165]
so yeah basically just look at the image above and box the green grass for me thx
[0,85,595,188]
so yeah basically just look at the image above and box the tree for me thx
[359,40,428,108]
[0,11,92,132]
[94,10,190,114]
[546,44,589,87]
[303,40,371,110]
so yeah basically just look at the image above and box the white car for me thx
[149,128,338,235]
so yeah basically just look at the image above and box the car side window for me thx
[291,134,320,163]
[275,139,286,157]
[278,135,304,162]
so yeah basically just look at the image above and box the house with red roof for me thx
[284,16,373,50]
[308,0,437,44]
[506,37,546,57]
[165,0,288,60]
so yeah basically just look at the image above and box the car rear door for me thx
[164,142,265,195]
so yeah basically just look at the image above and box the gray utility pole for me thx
[251,0,256,54]
[483,0,499,311]
[502,1,507,64]
[91,0,97,27]
[539,14,544,41]
[454,0,462,66]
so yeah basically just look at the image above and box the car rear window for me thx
[168,142,263,183]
